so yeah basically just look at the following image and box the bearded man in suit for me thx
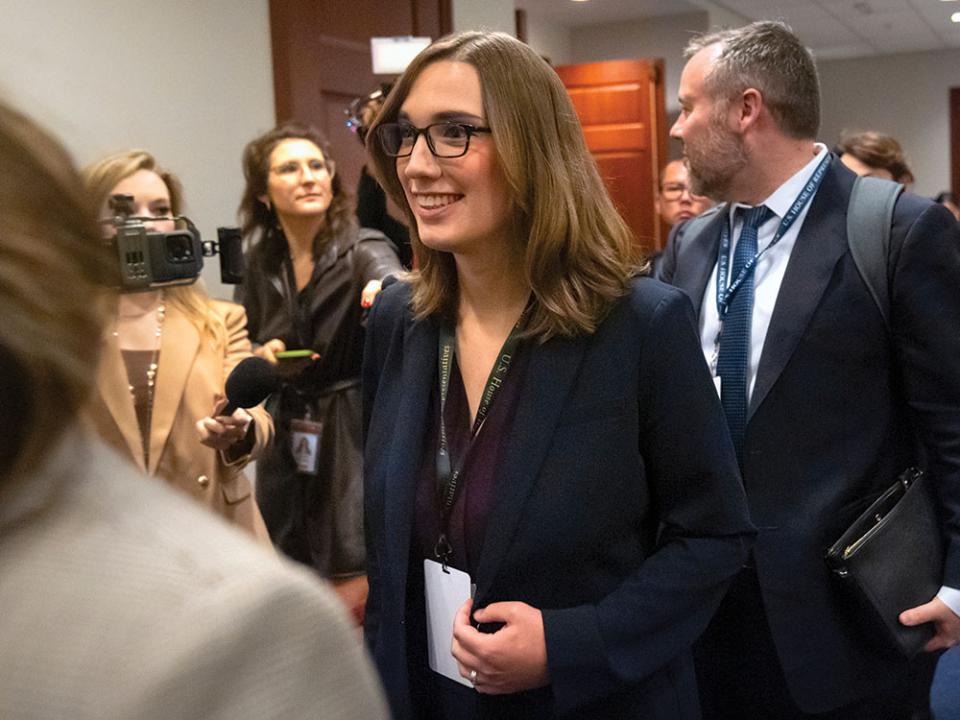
[657,21,960,719]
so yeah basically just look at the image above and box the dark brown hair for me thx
[238,122,355,271]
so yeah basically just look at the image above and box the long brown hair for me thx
[367,31,638,340]
[82,149,224,343]
[238,122,355,273]
[0,100,110,478]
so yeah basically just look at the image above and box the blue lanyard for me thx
[715,153,830,318]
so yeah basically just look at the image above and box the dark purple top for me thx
[412,344,529,578]
[404,343,530,718]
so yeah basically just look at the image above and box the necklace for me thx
[114,293,166,470]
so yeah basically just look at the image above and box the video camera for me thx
[104,194,244,291]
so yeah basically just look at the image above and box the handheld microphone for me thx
[221,357,280,416]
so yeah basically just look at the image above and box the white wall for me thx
[452,0,515,35]
[0,0,275,299]
[523,13,571,66]
[818,48,960,198]
[568,12,708,115]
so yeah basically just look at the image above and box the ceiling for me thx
[514,0,960,59]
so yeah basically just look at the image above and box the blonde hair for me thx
[0,100,110,477]
[367,31,639,340]
[82,149,224,344]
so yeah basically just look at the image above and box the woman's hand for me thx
[196,398,253,451]
[254,338,286,364]
[451,598,549,694]
[360,279,383,309]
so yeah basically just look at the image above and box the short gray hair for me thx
[685,21,820,139]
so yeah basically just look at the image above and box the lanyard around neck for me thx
[715,153,830,318]
[433,313,526,565]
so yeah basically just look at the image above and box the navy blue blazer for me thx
[657,156,960,712]
[362,277,754,718]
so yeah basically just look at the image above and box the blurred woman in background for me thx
[83,150,272,542]
[836,130,914,185]
[236,123,401,621]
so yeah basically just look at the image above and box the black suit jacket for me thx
[657,156,960,712]
[362,278,754,719]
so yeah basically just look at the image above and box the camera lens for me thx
[165,232,194,262]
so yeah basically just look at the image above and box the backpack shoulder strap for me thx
[846,175,903,330]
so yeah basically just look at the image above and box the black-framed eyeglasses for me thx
[661,182,707,201]
[375,121,491,159]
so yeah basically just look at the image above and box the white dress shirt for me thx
[699,144,829,402]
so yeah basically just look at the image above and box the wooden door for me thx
[269,0,451,195]
[555,59,667,255]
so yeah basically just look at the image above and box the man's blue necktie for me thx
[717,204,772,462]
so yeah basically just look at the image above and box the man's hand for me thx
[451,598,549,694]
[900,596,960,652]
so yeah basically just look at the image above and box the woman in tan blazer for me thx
[82,150,273,543]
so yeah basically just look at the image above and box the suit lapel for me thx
[97,329,147,472]
[748,160,851,419]
[474,333,588,598]
[148,308,199,475]
[383,314,437,597]
[672,210,726,314]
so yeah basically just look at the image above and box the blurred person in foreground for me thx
[362,30,753,719]
[235,123,402,622]
[82,150,272,542]
[0,98,387,720]
[660,21,960,719]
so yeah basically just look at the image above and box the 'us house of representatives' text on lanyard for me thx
[434,316,525,567]
[709,153,830,374]
[715,153,830,318]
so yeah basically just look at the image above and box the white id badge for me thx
[290,418,322,475]
[423,559,474,688]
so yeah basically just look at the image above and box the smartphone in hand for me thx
[274,349,317,378]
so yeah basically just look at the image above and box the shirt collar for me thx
[729,142,829,221]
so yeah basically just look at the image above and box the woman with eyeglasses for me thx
[236,123,401,621]
[82,150,273,542]
[362,31,754,720]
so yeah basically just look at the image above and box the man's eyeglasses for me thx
[375,121,491,159]
[271,158,335,178]
[661,182,707,201]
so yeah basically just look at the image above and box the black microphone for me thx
[221,357,280,416]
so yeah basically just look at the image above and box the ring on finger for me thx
[469,669,478,683]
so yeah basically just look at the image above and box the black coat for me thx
[362,279,754,718]
[236,225,401,575]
